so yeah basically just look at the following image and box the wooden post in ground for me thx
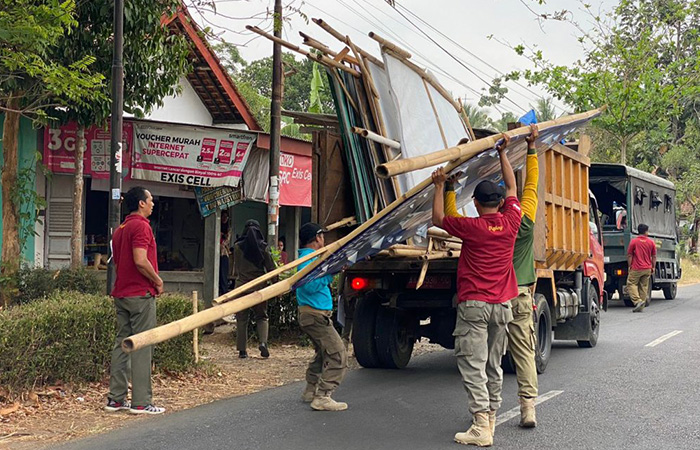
[192,291,199,363]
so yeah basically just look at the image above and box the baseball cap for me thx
[299,222,324,245]
[473,180,505,203]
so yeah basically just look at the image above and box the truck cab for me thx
[589,163,681,303]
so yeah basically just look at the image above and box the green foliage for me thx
[13,152,49,256]
[490,112,520,132]
[212,41,247,76]
[13,265,103,305]
[0,0,105,120]
[463,103,493,130]
[237,53,335,115]
[486,0,700,167]
[532,97,557,122]
[309,62,325,114]
[0,291,115,391]
[0,291,199,392]
[46,0,191,126]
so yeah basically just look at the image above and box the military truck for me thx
[589,163,681,304]
[343,140,606,371]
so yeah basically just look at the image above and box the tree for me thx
[463,103,492,129]
[532,97,557,122]
[46,0,191,268]
[490,112,519,132]
[212,41,247,76]
[0,0,103,305]
[484,0,698,166]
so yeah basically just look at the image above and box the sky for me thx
[185,0,614,119]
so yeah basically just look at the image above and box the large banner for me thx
[279,153,312,207]
[44,122,134,179]
[131,122,257,188]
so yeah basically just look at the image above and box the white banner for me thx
[131,121,257,187]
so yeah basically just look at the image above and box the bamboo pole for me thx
[123,276,298,353]
[325,216,357,231]
[376,108,604,179]
[368,31,412,59]
[458,97,476,141]
[352,127,401,150]
[312,19,385,68]
[212,245,328,305]
[192,291,199,364]
[423,78,448,148]
[246,26,360,78]
[420,250,455,260]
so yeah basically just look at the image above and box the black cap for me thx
[473,180,505,203]
[299,222,324,245]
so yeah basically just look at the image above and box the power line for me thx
[394,2,567,114]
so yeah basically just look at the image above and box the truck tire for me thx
[352,294,381,368]
[501,352,516,374]
[534,294,552,374]
[577,283,600,348]
[375,307,417,369]
[618,279,635,307]
[663,283,678,300]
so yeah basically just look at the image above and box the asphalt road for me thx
[54,285,700,450]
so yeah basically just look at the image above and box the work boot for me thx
[310,391,348,411]
[454,411,493,447]
[301,383,317,403]
[519,397,537,428]
[488,410,496,436]
[259,343,270,358]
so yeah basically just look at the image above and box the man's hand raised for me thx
[496,133,511,153]
[525,124,539,149]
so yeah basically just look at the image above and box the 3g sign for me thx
[47,128,77,152]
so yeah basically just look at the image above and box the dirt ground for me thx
[0,323,442,449]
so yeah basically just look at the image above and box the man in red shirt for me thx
[104,187,165,415]
[432,135,520,447]
[627,223,657,313]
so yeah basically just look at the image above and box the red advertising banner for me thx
[44,122,134,179]
[279,153,312,207]
[131,121,256,187]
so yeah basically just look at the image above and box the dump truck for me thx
[342,139,606,371]
[589,163,681,304]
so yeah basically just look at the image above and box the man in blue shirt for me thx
[296,222,348,411]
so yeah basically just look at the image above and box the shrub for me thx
[0,291,198,392]
[14,266,103,304]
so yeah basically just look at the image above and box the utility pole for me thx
[267,0,283,247]
[107,0,124,294]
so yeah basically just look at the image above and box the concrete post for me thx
[203,209,220,331]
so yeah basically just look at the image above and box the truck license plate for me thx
[406,275,452,289]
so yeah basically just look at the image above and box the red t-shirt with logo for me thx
[111,214,159,298]
[628,235,657,271]
[442,196,522,303]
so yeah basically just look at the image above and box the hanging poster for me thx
[194,185,243,218]
[279,153,312,207]
[131,121,257,188]
[43,122,134,179]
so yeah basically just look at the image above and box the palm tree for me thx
[463,103,492,129]
[532,97,557,122]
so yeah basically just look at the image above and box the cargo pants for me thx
[507,287,538,398]
[454,300,513,414]
[108,295,156,407]
[298,306,347,393]
[627,269,651,306]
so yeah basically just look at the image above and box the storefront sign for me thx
[194,186,243,217]
[131,122,257,188]
[279,153,312,207]
[43,122,134,179]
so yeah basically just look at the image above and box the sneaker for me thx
[104,399,131,412]
[259,343,270,358]
[130,404,166,415]
[239,351,248,359]
[632,302,645,313]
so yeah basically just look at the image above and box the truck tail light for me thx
[351,277,370,291]
[615,269,627,277]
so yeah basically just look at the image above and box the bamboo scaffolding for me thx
[246,26,360,78]
[325,216,357,231]
[313,19,385,68]
[352,127,401,149]
[212,245,328,305]
[376,108,604,179]
[368,31,412,60]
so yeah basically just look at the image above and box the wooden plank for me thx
[333,46,351,63]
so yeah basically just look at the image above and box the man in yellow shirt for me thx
[444,124,540,433]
